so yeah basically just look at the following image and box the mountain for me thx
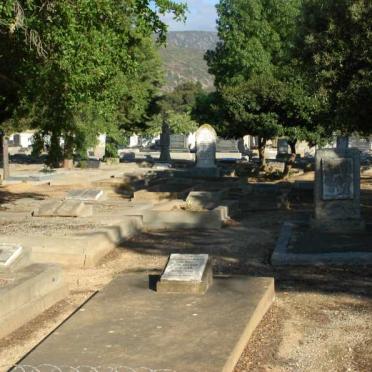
[159,31,218,92]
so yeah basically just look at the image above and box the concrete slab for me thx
[0,263,67,339]
[1,216,143,267]
[143,209,223,229]
[17,273,274,372]
[272,222,372,266]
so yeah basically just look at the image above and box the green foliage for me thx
[0,0,186,166]
[296,0,372,135]
[154,82,205,115]
[146,111,198,136]
[206,0,301,87]
[205,0,327,163]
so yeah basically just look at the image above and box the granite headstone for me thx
[313,148,363,231]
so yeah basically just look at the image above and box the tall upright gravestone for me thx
[194,124,219,177]
[159,122,171,163]
[313,148,364,231]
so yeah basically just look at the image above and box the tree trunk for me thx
[258,137,267,170]
[283,140,297,178]
[63,134,74,169]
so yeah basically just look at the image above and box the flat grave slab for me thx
[66,189,104,201]
[157,254,213,294]
[17,273,274,372]
[33,200,93,217]
[0,263,67,339]
[272,222,372,266]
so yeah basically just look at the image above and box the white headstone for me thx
[0,244,23,268]
[195,124,217,168]
[161,254,209,282]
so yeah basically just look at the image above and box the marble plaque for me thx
[0,244,23,268]
[322,158,354,200]
[66,189,103,201]
[161,254,209,282]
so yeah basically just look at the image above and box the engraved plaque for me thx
[161,254,209,282]
[0,244,23,268]
[67,189,103,201]
[322,158,354,200]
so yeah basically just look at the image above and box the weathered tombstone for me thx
[169,134,189,152]
[313,148,364,231]
[0,244,24,271]
[66,189,103,201]
[277,138,289,158]
[159,122,171,163]
[194,124,219,178]
[336,136,349,150]
[216,138,240,153]
[157,253,213,294]
[33,200,93,217]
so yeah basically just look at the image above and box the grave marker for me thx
[0,244,23,269]
[195,124,217,169]
[216,138,240,153]
[157,253,213,294]
[313,148,364,231]
[66,189,104,201]
[170,134,189,152]
[159,122,171,162]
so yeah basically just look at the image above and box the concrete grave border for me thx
[272,222,372,266]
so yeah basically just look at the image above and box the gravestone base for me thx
[0,264,67,339]
[310,217,366,233]
[191,167,220,178]
[18,273,275,372]
[157,261,213,294]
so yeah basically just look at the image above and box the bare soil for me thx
[0,168,371,372]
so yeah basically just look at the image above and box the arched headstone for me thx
[195,124,217,169]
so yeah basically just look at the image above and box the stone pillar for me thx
[312,148,364,232]
[159,122,171,163]
[1,135,10,180]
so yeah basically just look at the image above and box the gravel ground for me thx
[0,170,371,371]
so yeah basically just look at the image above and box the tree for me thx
[205,0,305,167]
[296,0,372,136]
[0,1,187,167]
[146,111,198,137]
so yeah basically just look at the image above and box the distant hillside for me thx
[159,31,218,92]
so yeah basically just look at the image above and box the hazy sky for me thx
[162,0,218,32]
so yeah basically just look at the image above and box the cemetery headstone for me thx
[0,244,24,270]
[194,124,219,177]
[170,134,189,152]
[336,136,349,150]
[277,138,289,158]
[313,148,364,231]
[216,138,240,153]
[66,189,104,201]
[33,200,93,217]
[157,253,213,294]
[159,122,171,163]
